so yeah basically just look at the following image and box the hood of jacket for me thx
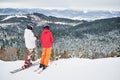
[43,29,50,33]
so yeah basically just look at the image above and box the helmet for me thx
[27,24,33,30]
[44,26,49,29]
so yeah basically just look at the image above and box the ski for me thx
[10,62,39,74]
[10,68,22,74]
[38,69,44,74]
[35,61,54,74]
[34,67,43,74]
[34,67,41,72]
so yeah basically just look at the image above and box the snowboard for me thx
[10,62,39,74]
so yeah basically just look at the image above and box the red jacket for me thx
[40,29,54,48]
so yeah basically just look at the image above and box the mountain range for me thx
[0,8,120,60]
[0,8,120,20]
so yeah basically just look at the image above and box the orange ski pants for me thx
[40,47,52,66]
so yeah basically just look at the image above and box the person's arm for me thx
[50,32,54,43]
[29,31,36,42]
[40,33,43,44]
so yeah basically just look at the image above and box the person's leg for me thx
[31,48,35,61]
[44,47,52,67]
[40,48,46,68]
[22,49,33,69]
[27,49,34,63]
[28,49,33,54]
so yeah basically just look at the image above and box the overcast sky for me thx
[0,0,120,11]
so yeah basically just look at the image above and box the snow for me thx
[0,57,120,80]
[72,16,112,21]
[1,15,27,21]
[54,22,79,26]
[0,23,20,28]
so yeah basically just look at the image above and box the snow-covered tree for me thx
[116,43,120,57]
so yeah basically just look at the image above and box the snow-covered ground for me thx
[0,57,120,80]
[1,15,27,21]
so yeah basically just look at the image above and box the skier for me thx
[22,24,37,69]
[39,26,54,70]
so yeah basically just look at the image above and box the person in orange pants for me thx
[39,26,54,70]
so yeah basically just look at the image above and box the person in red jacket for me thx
[39,26,54,70]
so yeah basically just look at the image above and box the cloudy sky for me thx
[0,0,120,11]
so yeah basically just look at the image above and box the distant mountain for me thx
[0,8,120,20]
[0,12,120,60]
[52,17,120,54]
[0,13,83,48]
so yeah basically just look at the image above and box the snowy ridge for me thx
[1,15,27,21]
[0,23,20,28]
[72,16,115,21]
[0,8,120,21]
[30,14,81,26]
[0,57,120,80]
[53,21,81,26]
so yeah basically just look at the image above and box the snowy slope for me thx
[1,15,27,21]
[0,57,120,80]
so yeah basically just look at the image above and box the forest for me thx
[0,13,120,61]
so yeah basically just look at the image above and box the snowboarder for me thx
[22,24,37,69]
[39,26,54,70]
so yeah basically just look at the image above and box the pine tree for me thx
[116,43,120,57]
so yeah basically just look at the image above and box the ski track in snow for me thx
[0,58,120,80]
